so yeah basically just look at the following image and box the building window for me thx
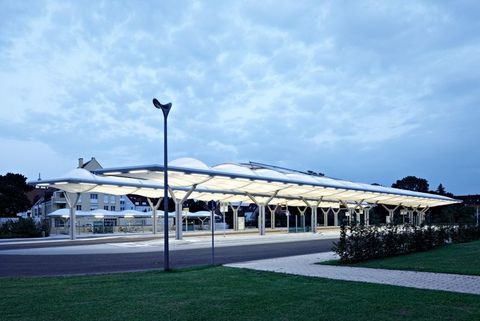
[76,205,82,211]
[103,195,109,203]
[120,207,125,211]
[104,206,109,210]
[90,194,98,203]
[110,206,116,211]
[110,195,115,203]
[104,218,117,226]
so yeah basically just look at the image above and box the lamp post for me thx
[153,98,172,271]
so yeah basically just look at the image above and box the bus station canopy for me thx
[34,157,460,209]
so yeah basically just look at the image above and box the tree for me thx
[0,173,33,217]
[433,183,454,197]
[436,183,446,195]
[391,176,429,192]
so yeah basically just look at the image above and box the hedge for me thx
[333,224,480,264]
[0,217,49,238]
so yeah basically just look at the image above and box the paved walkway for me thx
[0,231,339,255]
[225,252,480,295]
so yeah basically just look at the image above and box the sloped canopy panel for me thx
[32,158,460,208]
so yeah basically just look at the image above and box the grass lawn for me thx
[1,266,480,321]
[325,240,480,276]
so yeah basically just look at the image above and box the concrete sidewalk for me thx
[225,252,480,295]
[0,231,339,255]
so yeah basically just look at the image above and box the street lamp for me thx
[153,98,172,271]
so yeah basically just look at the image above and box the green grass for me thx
[1,266,480,321]
[325,240,480,276]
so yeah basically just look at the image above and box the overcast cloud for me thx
[0,0,479,194]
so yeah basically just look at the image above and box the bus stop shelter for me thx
[32,158,460,240]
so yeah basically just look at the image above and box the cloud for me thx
[0,0,479,193]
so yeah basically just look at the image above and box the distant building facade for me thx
[28,157,136,221]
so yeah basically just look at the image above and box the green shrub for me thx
[0,218,48,238]
[333,223,480,264]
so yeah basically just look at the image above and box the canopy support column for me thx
[297,207,307,232]
[332,208,340,226]
[321,208,330,227]
[230,202,241,231]
[364,207,371,226]
[64,192,80,240]
[285,203,290,232]
[147,197,162,235]
[414,206,429,225]
[302,198,320,234]
[311,207,317,232]
[268,204,279,229]
[247,191,278,236]
[169,185,196,240]
[353,200,365,226]
[381,204,401,224]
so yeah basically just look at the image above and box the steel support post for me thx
[231,205,240,231]
[364,208,370,226]
[302,198,319,234]
[311,207,317,233]
[168,186,196,240]
[259,204,266,235]
[221,202,227,237]
[347,208,353,225]
[417,207,429,225]
[147,198,162,235]
[297,207,307,232]
[246,191,278,236]
[321,208,329,227]
[65,192,80,241]
[268,204,279,229]
[381,204,400,225]
[175,200,182,239]
[333,208,340,226]
[286,203,290,232]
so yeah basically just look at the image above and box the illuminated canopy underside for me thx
[33,158,460,209]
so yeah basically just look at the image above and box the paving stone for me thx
[225,252,480,295]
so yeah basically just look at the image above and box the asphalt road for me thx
[0,238,336,277]
[0,235,168,250]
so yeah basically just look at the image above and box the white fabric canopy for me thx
[32,157,460,208]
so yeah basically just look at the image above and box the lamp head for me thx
[152,98,172,117]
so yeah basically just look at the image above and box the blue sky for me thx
[0,1,479,194]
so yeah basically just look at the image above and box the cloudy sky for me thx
[0,1,478,194]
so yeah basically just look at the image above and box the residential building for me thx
[29,157,136,221]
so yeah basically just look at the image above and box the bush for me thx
[333,223,480,264]
[0,218,48,238]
